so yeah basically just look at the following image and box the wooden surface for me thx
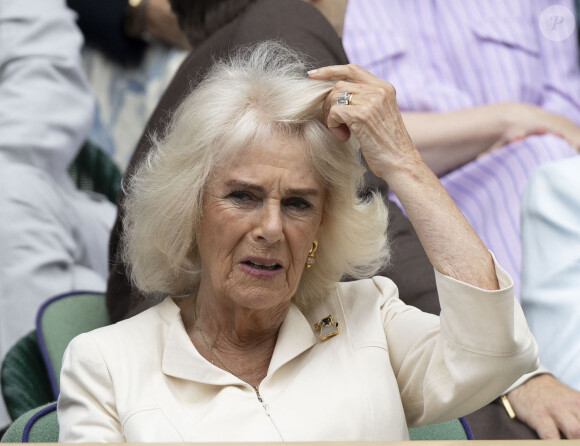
[4,442,580,445]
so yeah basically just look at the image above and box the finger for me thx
[320,84,371,139]
[308,63,380,84]
[324,92,369,138]
[530,416,562,440]
[325,100,355,138]
[321,82,366,118]
[325,86,400,147]
[324,82,382,115]
[533,126,547,135]
[556,411,580,439]
[329,124,351,142]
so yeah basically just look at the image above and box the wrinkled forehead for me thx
[206,126,326,195]
[203,114,341,202]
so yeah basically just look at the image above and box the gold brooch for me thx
[314,315,341,341]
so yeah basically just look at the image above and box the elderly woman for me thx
[58,42,538,442]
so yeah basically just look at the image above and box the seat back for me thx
[1,402,471,442]
[68,139,122,204]
[409,417,472,440]
[0,402,58,443]
[35,291,110,397]
[0,333,53,421]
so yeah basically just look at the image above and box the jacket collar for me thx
[160,297,318,384]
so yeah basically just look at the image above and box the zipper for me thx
[253,384,283,440]
[253,385,263,403]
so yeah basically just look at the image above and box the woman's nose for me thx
[253,201,283,243]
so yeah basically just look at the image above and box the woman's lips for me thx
[239,258,284,277]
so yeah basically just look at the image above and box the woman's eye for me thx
[227,190,262,205]
[285,197,311,210]
[228,191,252,202]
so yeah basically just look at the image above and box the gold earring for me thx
[305,240,318,269]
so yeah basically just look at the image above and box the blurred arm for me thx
[0,0,94,175]
[402,103,580,176]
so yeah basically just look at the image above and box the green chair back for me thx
[36,291,110,397]
[0,403,58,443]
[68,139,122,204]
[409,417,472,440]
[0,333,53,421]
[2,403,470,443]
[1,292,110,423]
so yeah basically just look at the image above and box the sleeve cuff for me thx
[504,362,550,394]
[434,251,531,356]
[433,250,513,293]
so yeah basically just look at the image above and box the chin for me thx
[228,285,294,311]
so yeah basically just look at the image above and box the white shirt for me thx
[521,156,580,391]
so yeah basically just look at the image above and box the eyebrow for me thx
[224,180,321,198]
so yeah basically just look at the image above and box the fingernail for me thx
[307,69,318,75]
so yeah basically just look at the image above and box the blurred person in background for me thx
[521,157,580,393]
[66,0,190,170]
[0,0,115,429]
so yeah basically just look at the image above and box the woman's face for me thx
[196,133,325,313]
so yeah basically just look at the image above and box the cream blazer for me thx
[58,260,538,442]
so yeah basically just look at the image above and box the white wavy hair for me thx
[122,41,390,311]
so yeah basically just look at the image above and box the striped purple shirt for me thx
[343,0,580,299]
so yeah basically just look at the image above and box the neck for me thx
[184,287,290,343]
[175,292,290,387]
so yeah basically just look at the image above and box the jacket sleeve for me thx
[58,333,124,442]
[0,0,94,174]
[379,254,539,426]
